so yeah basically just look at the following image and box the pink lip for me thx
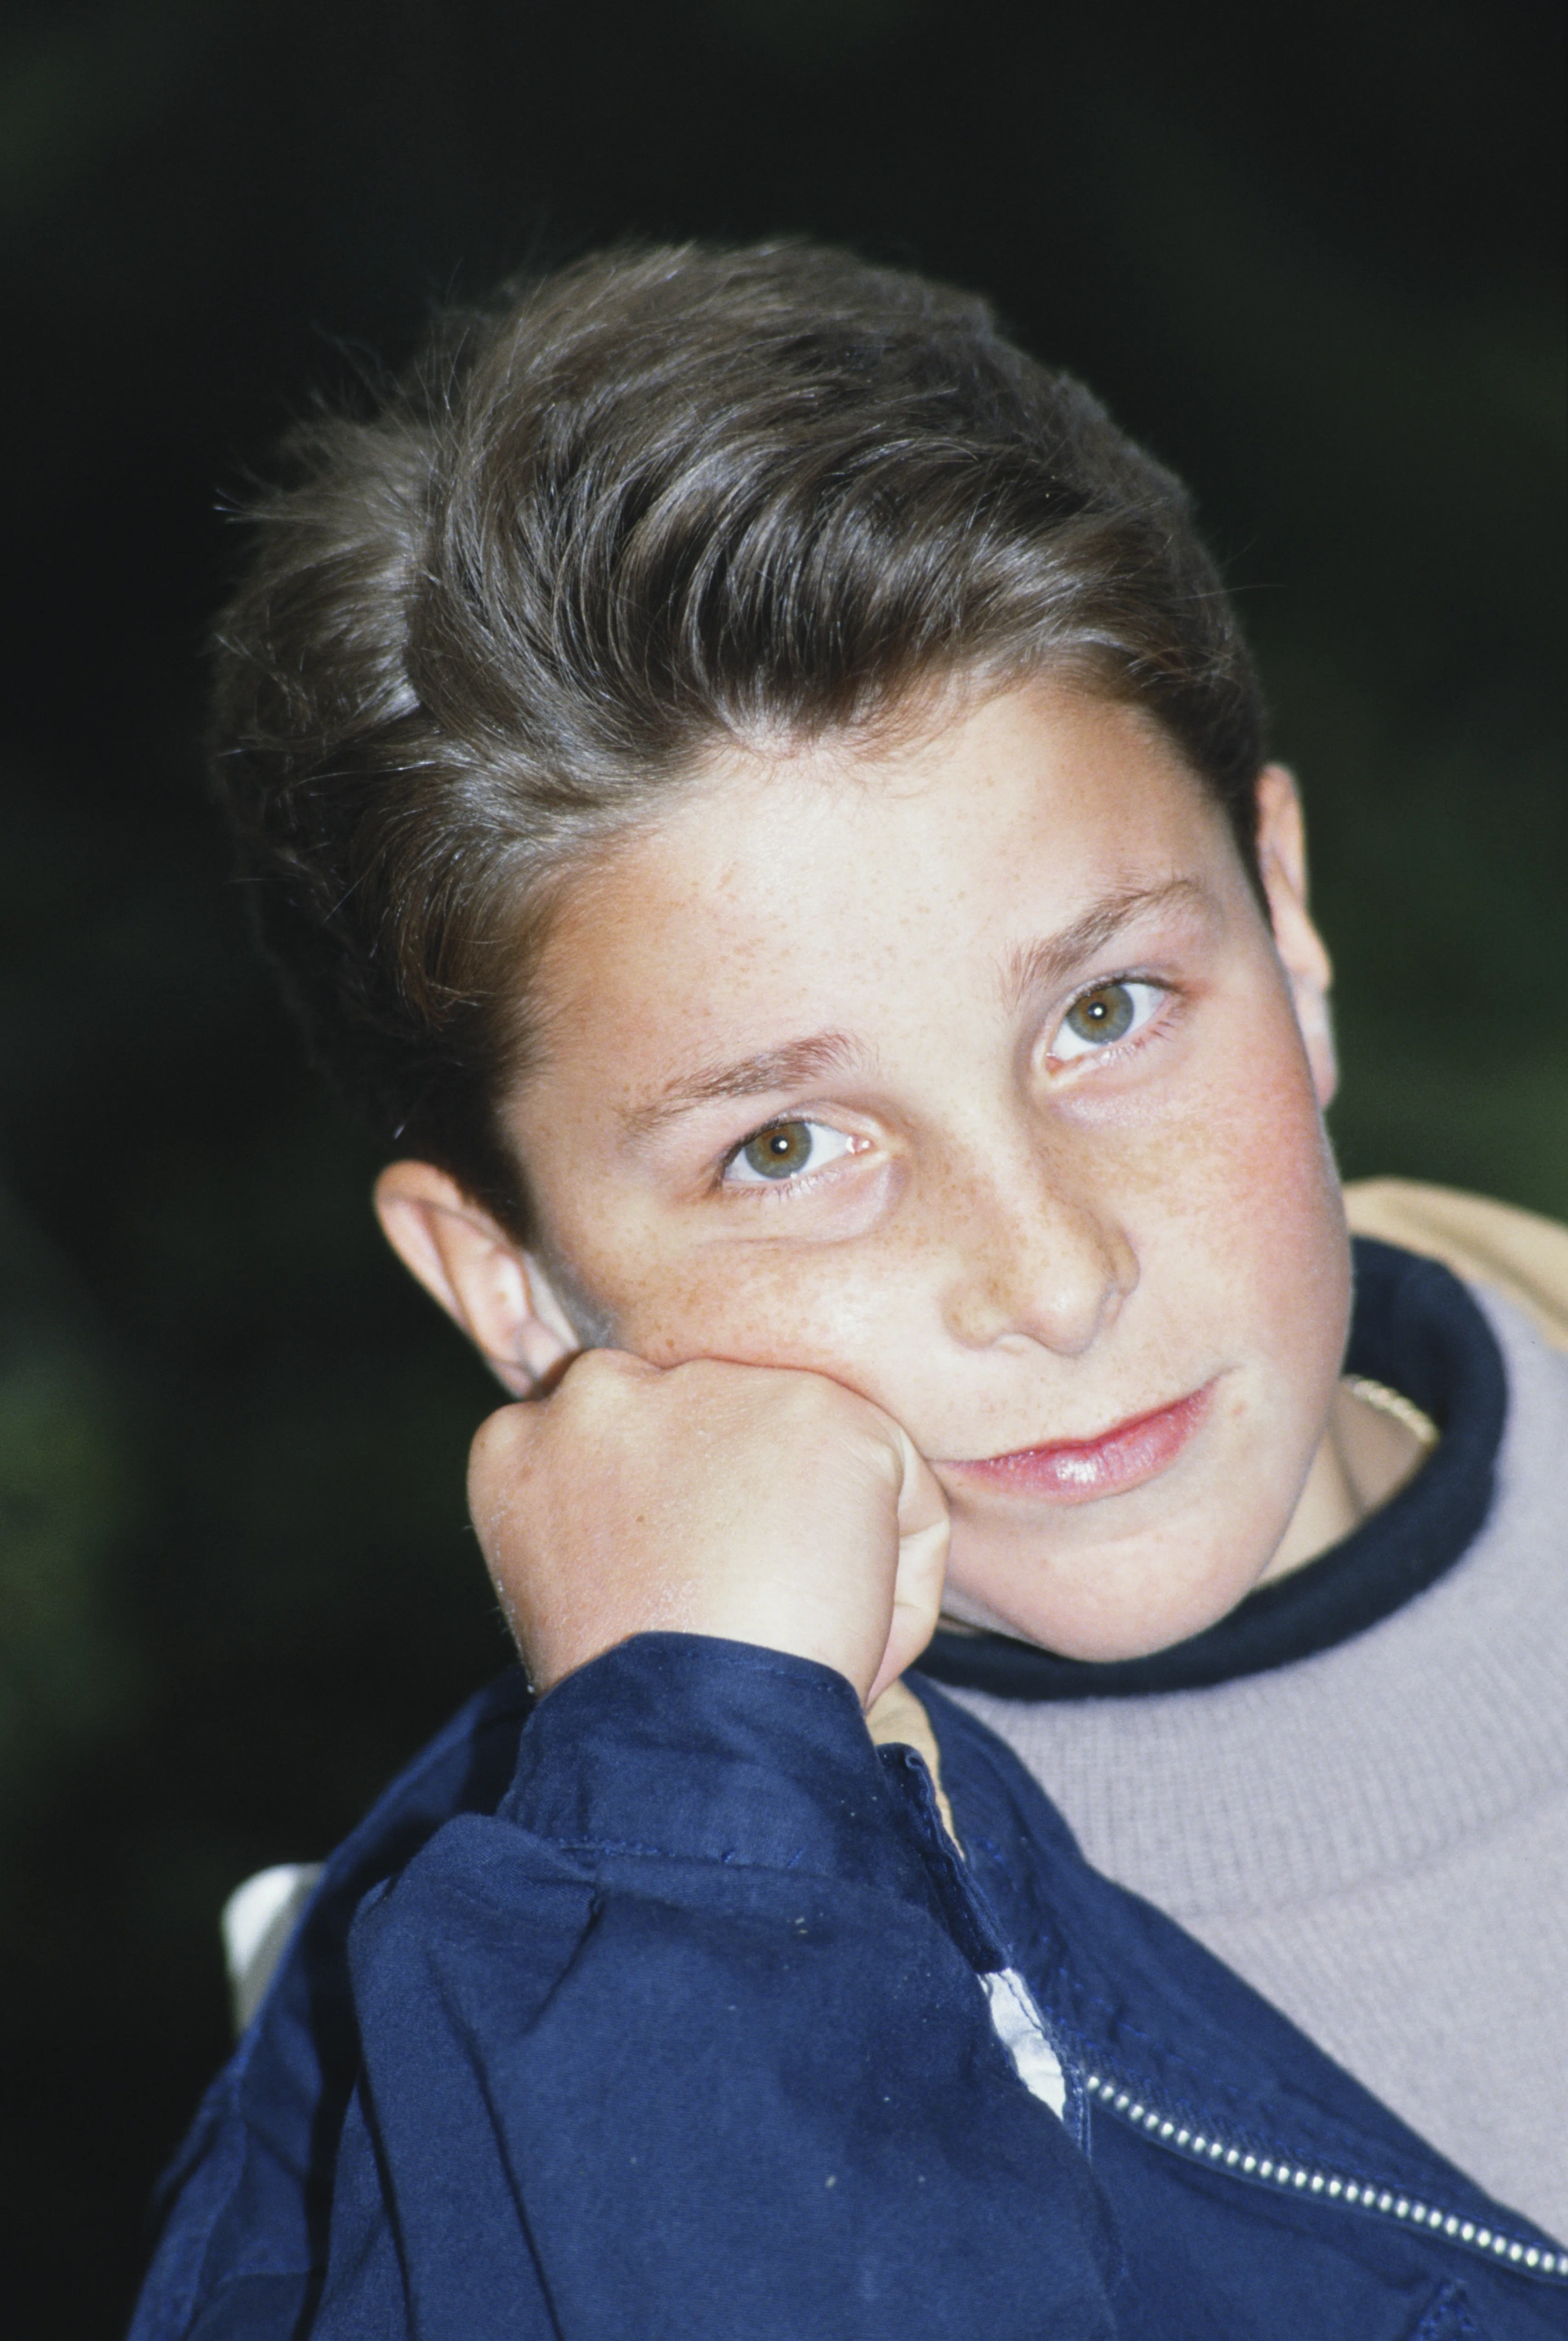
[942,1383,1214,1505]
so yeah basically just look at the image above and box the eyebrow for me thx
[999,877,1212,1012]
[619,1030,868,1141]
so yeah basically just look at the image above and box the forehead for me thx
[522,683,1237,1073]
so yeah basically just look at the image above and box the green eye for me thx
[1052,978,1166,1063]
[740,1121,816,1180]
[725,1118,860,1188]
[1064,982,1136,1045]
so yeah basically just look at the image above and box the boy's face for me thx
[504,681,1349,1663]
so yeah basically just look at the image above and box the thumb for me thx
[866,1425,951,1708]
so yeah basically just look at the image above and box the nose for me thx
[935,1142,1138,1358]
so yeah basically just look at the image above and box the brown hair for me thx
[213,240,1265,1238]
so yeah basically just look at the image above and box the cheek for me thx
[1165,1047,1331,1244]
[647,1260,893,1379]
[1158,1002,1348,1377]
[557,1201,893,1379]
[1077,971,1346,1381]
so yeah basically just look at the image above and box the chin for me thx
[947,1513,1287,1664]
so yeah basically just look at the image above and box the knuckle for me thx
[557,1346,647,1411]
[469,1400,529,1475]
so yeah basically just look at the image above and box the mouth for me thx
[939,1382,1214,1505]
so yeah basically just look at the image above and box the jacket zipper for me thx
[1080,2070,1568,2283]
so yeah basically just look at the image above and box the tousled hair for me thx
[213,240,1266,1238]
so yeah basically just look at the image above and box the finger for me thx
[467,1347,655,1522]
[867,1426,951,1706]
[466,1398,542,1539]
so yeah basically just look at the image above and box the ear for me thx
[1254,764,1338,1108]
[372,1161,581,1394]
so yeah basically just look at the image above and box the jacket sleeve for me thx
[310,1634,1120,2341]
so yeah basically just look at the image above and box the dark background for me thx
[0,0,1561,2327]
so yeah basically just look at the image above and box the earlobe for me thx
[372,1162,580,1393]
[1254,765,1339,1108]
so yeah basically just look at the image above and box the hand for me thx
[467,1351,951,1706]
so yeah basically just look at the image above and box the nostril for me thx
[942,1211,1134,1358]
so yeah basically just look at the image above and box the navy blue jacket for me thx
[130,1634,1567,2339]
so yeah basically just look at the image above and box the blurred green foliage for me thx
[0,1206,140,1787]
[0,0,1560,2327]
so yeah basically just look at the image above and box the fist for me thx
[466,1352,950,1706]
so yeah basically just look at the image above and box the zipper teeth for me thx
[1082,2072,1568,2281]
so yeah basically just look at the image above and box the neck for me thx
[1262,1378,1431,1585]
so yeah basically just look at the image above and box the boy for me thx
[131,243,1568,2337]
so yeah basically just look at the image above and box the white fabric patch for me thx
[221,1862,323,2034]
[982,1966,1067,2120]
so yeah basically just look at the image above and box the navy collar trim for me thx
[915,1237,1508,1702]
